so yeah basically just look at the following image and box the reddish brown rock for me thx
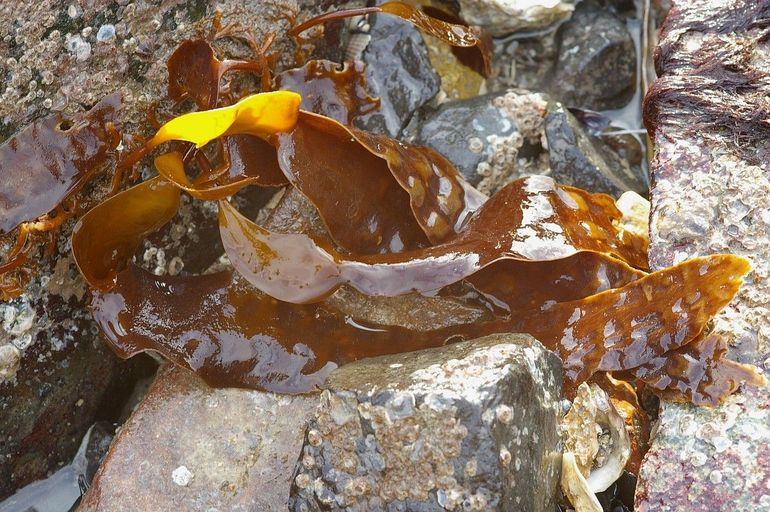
[78,365,318,512]
[636,1,770,509]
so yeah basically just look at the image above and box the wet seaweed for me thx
[0,10,765,483]
[646,2,770,162]
[0,94,122,298]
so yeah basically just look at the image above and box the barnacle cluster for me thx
[0,1,766,493]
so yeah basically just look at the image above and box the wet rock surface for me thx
[77,365,318,512]
[0,0,306,134]
[0,261,151,499]
[290,334,563,512]
[354,12,440,138]
[407,89,549,192]
[0,422,114,511]
[636,0,770,509]
[551,3,636,111]
[453,0,575,37]
[545,103,647,196]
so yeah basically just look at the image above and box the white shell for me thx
[561,383,632,495]
[560,452,603,512]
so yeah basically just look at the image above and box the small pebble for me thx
[171,465,194,486]
[96,24,116,42]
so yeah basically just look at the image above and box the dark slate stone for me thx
[545,103,647,196]
[355,13,441,138]
[551,4,636,110]
[409,93,521,186]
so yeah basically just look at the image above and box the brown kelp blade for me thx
[167,39,222,109]
[275,111,431,254]
[90,264,478,394]
[88,253,750,400]
[351,125,488,244]
[72,177,181,290]
[275,111,487,252]
[289,1,492,77]
[167,38,268,110]
[83,258,623,395]
[154,149,283,201]
[275,60,380,124]
[468,252,646,312]
[0,93,122,235]
[277,113,642,256]
[513,255,751,387]
[217,135,288,187]
[218,175,648,303]
[627,333,767,406]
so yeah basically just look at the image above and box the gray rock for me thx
[636,0,770,510]
[545,103,647,196]
[490,30,560,94]
[453,0,575,37]
[551,4,636,110]
[290,333,563,512]
[408,89,549,195]
[78,366,318,512]
[355,13,440,138]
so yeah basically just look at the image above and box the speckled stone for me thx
[406,89,550,195]
[636,1,770,509]
[78,365,318,512]
[550,2,636,111]
[289,334,563,512]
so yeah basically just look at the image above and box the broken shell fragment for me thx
[561,452,602,512]
[562,383,631,495]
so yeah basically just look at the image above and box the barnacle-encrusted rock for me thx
[407,89,549,194]
[78,366,318,512]
[290,333,563,511]
[452,0,575,37]
[636,0,770,509]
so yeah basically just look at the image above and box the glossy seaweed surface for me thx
[1,7,765,479]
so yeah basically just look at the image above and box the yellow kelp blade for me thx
[147,91,301,150]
